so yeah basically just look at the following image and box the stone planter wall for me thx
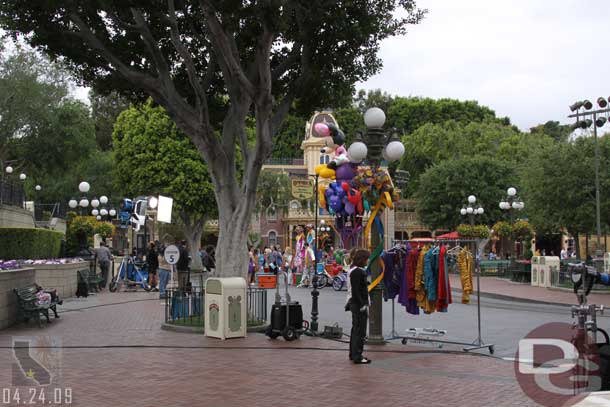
[0,268,36,330]
[31,261,87,300]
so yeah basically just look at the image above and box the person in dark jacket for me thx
[348,248,371,364]
[146,241,159,291]
[176,240,190,291]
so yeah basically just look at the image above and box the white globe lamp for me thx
[19,173,26,181]
[100,195,109,205]
[348,142,368,162]
[79,198,89,208]
[35,185,41,191]
[109,209,117,217]
[148,196,158,209]
[92,209,99,216]
[96,215,102,221]
[460,208,467,216]
[5,166,12,174]
[91,198,100,208]
[68,199,78,209]
[384,140,405,162]
[100,208,108,216]
[364,107,386,128]
[466,207,474,214]
[507,187,517,197]
[468,195,476,204]
[78,181,90,193]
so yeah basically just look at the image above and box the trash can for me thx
[541,256,559,288]
[204,277,247,339]
[531,256,540,286]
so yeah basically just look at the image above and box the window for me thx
[268,231,277,246]
[319,154,330,164]
[267,206,277,221]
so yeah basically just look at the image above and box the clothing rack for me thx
[387,238,495,354]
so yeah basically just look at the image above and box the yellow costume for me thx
[458,250,473,304]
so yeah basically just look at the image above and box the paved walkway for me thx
[449,275,610,306]
[0,291,543,407]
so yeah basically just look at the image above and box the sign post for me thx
[164,245,180,289]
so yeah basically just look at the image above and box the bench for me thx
[13,285,60,327]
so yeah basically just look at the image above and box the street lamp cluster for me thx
[355,107,406,345]
[68,181,116,220]
[461,195,484,218]
[499,187,525,212]
[568,98,610,261]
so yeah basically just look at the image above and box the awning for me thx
[436,231,459,240]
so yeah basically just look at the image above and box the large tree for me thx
[0,1,426,277]
[90,89,131,151]
[415,156,516,230]
[113,100,216,271]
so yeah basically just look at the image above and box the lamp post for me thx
[568,98,610,264]
[499,187,524,261]
[77,181,90,216]
[309,172,320,333]
[354,107,405,345]
[460,195,486,350]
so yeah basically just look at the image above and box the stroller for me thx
[109,256,152,292]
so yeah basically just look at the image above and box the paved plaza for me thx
[0,290,549,407]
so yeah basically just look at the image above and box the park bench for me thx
[13,285,60,327]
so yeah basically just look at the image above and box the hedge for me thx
[0,228,63,259]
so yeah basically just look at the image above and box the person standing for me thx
[176,240,190,291]
[298,243,315,287]
[95,241,113,290]
[284,247,294,286]
[348,248,371,364]
[146,241,159,291]
[158,249,171,299]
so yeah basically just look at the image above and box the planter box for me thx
[30,261,87,300]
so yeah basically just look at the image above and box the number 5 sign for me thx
[164,245,180,265]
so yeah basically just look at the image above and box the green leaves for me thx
[112,99,216,220]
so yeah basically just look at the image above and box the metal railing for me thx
[551,262,610,291]
[165,286,268,327]
[34,202,67,221]
[0,179,24,207]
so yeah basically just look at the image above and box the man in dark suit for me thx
[348,248,371,364]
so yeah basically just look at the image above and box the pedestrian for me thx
[347,247,371,364]
[284,247,294,285]
[157,249,171,299]
[560,248,568,260]
[298,243,315,287]
[176,239,190,292]
[250,249,260,285]
[94,241,113,290]
[202,245,215,272]
[264,247,274,273]
[146,241,159,291]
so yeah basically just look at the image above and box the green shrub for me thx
[0,228,62,259]
[65,214,115,256]
[457,224,490,239]
[493,221,512,238]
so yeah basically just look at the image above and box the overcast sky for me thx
[358,0,610,131]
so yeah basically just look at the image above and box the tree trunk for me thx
[574,232,581,260]
[181,217,204,272]
[214,190,253,278]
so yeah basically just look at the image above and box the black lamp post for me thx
[353,107,405,345]
[310,173,320,333]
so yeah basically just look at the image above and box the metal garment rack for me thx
[386,238,495,354]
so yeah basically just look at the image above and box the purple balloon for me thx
[329,195,343,213]
[344,201,355,215]
[335,164,355,181]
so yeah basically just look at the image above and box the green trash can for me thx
[295,273,302,285]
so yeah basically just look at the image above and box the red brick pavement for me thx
[449,274,610,306]
[0,292,540,407]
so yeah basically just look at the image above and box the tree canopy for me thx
[113,99,217,269]
[0,0,427,276]
[415,156,516,230]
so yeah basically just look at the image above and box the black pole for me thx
[310,173,320,333]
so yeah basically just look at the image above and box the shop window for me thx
[268,231,277,246]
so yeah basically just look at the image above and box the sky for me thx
[358,0,610,131]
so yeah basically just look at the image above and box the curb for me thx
[161,322,267,334]
[450,289,572,308]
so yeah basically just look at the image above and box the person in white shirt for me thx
[298,243,315,287]
[560,248,568,260]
